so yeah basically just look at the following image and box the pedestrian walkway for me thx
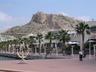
[0,56,96,72]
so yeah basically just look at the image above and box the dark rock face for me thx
[3,12,80,37]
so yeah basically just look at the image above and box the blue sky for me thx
[0,0,96,31]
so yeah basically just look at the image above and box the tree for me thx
[75,22,90,52]
[28,36,36,50]
[58,30,70,55]
[21,38,30,45]
[53,32,60,55]
[12,38,22,46]
[36,33,43,54]
[29,36,36,44]
[0,41,8,52]
[45,31,54,56]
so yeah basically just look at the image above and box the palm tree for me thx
[11,39,19,53]
[29,36,36,43]
[53,32,60,55]
[0,41,12,53]
[0,41,7,52]
[7,40,14,52]
[75,22,90,52]
[58,30,70,55]
[28,36,36,53]
[12,39,19,45]
[21,38,30,45]
[45,31,54,56]
[36,33,43,54]
[0,42,4,52]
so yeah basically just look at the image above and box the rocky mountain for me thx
[2,12,83,37]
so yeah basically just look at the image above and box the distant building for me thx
[0,34,16,42]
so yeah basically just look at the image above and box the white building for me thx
[0,34,16,42]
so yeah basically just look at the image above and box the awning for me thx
[67,41,80,45]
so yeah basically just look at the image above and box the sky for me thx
[0,0,96,32]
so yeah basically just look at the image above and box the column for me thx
[44,44,46,54]
[8,44,11,53]
[35,45,37,55]
[40,44,42,54]
[94,45,96,57]
[80,35,83,51]
[89,42,91,59]
[71,45,74,57]
[55,43,58,56]
[12,44,15,54]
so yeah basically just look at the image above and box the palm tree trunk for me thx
[8,44,11,53]
[82,33,84,51]
[49,39,52,54]
[80,33,84,52]
[39,43,41,54]
[38,38,42,55]
[55,43,58,55]
[40,44,41,54]
[62,42,65,55]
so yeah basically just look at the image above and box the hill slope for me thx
[3,12,81,37]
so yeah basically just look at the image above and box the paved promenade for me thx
[0,57,96,72]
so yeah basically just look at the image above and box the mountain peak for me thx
[3,12,81,37]
[32,11,47,24]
